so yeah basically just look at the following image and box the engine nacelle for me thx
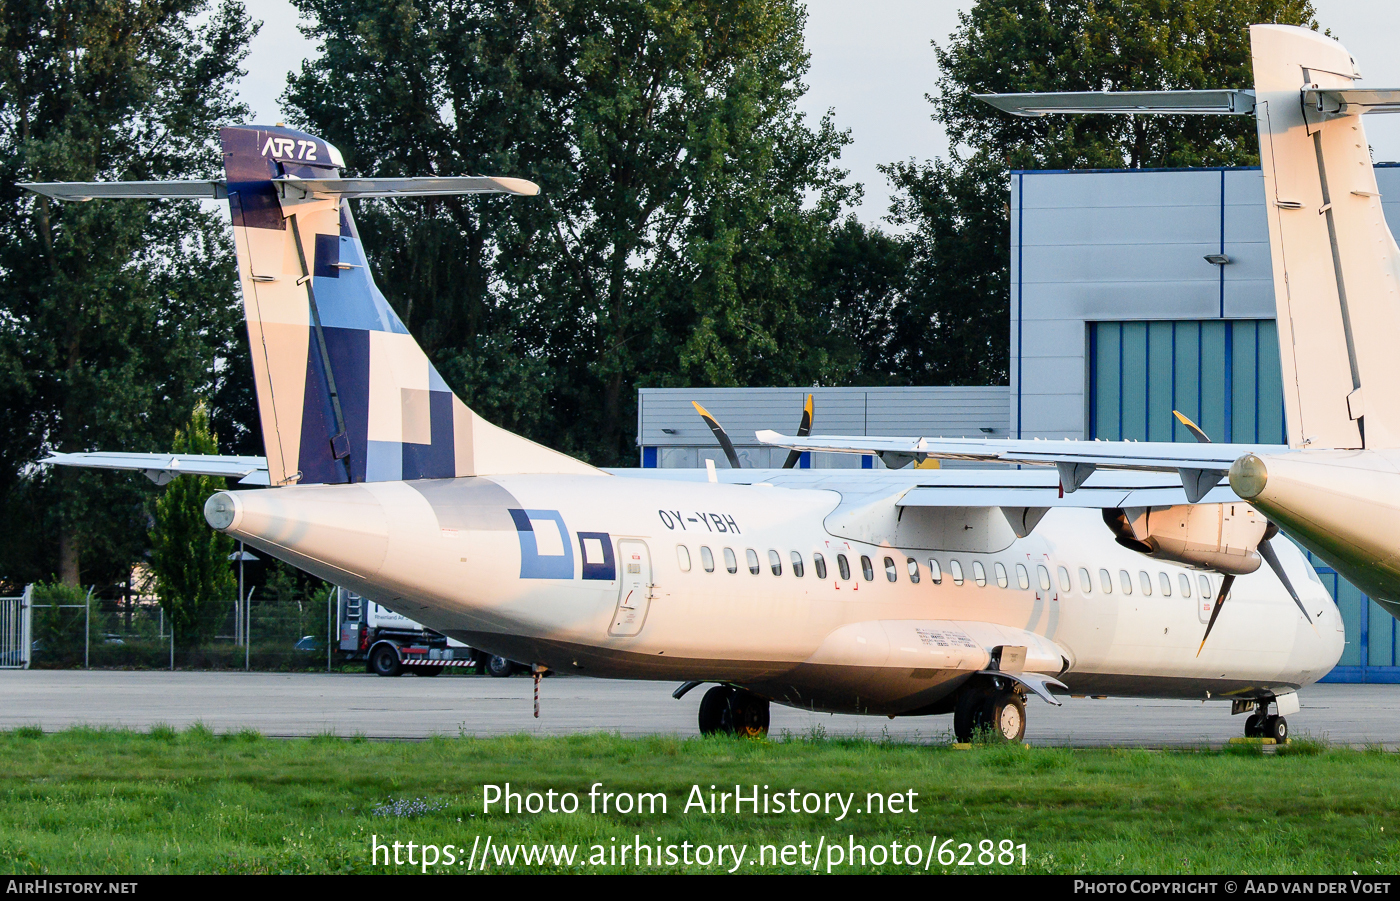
[1103,503,1266,575]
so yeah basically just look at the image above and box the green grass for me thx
[1,726,1398,874]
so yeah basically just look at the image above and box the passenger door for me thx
[610,540,653,637]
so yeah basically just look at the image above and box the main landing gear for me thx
[1243,699,1288,742]
[953,678,1027,743]
[698,685,770,739]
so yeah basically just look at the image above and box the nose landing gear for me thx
[1243,705,1288,742]
[697,685,770,738]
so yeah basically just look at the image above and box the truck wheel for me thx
[487,655,516,678]
[369,644,402,677]
[416,665,443,677]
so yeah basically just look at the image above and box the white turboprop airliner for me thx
[32,23,1359,744]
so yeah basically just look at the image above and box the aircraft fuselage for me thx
[207,473,1343,716]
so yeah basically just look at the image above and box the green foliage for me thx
[0,0,257,588]
[286,0,861,464]
[148,406,236,648]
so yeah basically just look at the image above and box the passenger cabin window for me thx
[884,557,898,582]
[973,561,987,587]
[768,550,783,576]
[1058,566,1072,592]
[906,557,920,584]
[1079,567,1092,593]
[724,548,738,574]
[1199,575,1214,599]
[837,554,851,580]
[861,556,875,581]
[677,546,691,572]
[814,553,827,579]
[1139,571,1152,596]
[701,546,715,573]
[1037,565,1052,592]
[791,552,805,578]
[951,560,965,586]
[1099,569,1113,594]
[929,559,943,584]
[1158,572,1172,596]
[995,562,1008,589]
[1016,564,1030,590]
[1179,573,1192,597]
[746,549,761,575]
[1119,570,1132,595]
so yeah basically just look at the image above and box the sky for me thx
[235,0,1400,225]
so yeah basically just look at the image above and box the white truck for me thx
[335,588,525,677]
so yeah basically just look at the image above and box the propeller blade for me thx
[1173,409,1212,444]
[781,394,815,469]
[692,401,742,469]
[1259,537,1313,624]
[1196,573,1235,657]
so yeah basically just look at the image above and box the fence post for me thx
[20,584,32,670]
[326,587,333,673]
[84,585,94,670]
[169,624,174,671]
[245,586,255,672]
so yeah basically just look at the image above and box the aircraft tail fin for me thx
[978,25,1400,451]
[216,125,596,485]
[1249,25,1400,451]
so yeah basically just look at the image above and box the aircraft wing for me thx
[43,452,270,486]
[754,430,1287,503]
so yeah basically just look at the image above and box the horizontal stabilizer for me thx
[1304,88,1400,116]
[273,175,540,198]
[22,180,228,201]
[43,451,269,486]
[976,89,1255,117]
[23,176,539,204]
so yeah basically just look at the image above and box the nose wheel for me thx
[698,686,769,738]
[1243,701,1288,742]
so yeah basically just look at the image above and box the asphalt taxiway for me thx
[4,670,1400,747]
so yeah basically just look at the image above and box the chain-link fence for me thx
[26,585,346,671]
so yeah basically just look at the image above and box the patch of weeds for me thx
[9,725,43,739]
[184,722,216,742]
[148,723,178,741]
[234,728,263,743]
[1277,731,1329,757]
[371,797,449,818]
[310,731,342,745]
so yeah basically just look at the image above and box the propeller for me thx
[692,401,742,469]
[781,394,815,469]
[693,394,816,471]
[1173,410,1315,654]
[1196,573,1236,657]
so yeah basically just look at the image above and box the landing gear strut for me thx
[698,685,770,738]
[1243,700,1288,742]
[953,679,1027,743]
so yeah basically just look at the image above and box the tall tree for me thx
[148,405,236,648]
[0,0,256,587]
[885,0,1320,386]
[285,0,860,464]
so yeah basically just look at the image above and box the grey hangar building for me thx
[635,163,1400,684]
